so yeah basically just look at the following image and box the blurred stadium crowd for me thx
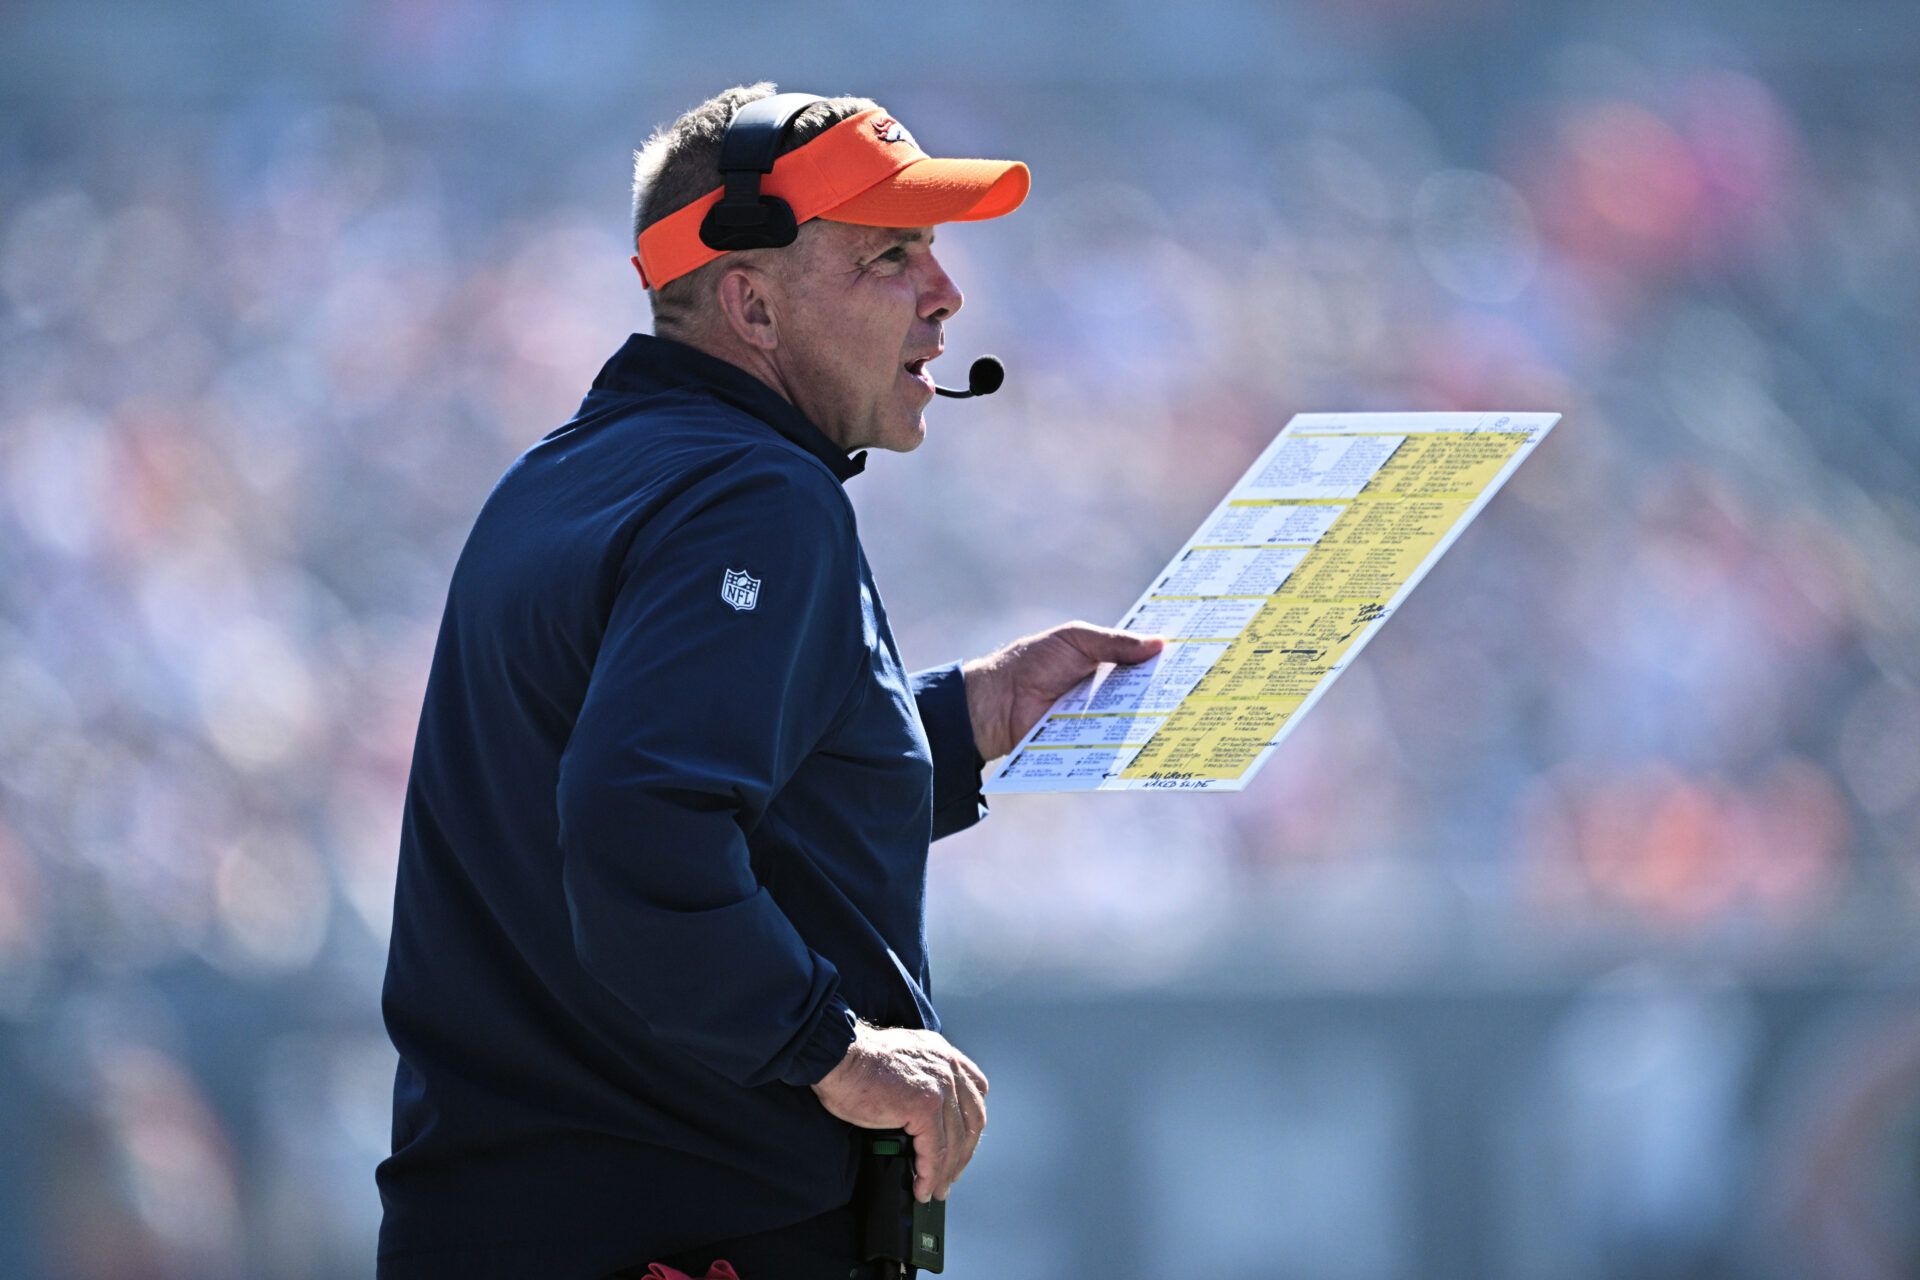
[1,1,1918,1276]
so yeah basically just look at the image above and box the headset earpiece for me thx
[698,92,827,253]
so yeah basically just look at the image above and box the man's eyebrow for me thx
[869,228,933,250]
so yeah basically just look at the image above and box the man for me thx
[376,83,1163,1279]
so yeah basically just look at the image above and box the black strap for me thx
[700,92,826,250]
[716,92,826,177]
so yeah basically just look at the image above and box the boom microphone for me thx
[933,356,1005,399]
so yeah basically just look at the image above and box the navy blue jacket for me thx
[376,333,987,1278]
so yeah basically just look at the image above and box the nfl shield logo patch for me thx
[720,568,761,611]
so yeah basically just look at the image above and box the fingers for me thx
[936,1083,965,1199]
[943,1060,987,1199]
[953,1047,988,1097]
[902,1100,946,1205]
[915,1057,988,1202]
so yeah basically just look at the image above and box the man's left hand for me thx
[960,621,1166,762]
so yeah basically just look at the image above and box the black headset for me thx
[697,92,828,253]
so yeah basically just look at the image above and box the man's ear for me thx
[715,265,779,352]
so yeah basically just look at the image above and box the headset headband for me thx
[699,92,827,253]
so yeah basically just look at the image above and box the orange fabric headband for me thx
[631,107,1029,290]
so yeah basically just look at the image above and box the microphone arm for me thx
[933,356,1005,399]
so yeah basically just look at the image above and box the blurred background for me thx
[3,1,1919,1276]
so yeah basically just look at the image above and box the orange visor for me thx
[632,107,1030,290]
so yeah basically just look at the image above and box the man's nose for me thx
[917,253,963,322]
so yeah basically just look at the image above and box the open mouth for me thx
[903,357,934,390]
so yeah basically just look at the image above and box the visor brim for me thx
[819,157,1030,227]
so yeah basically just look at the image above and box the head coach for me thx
[375,83,1164,1279]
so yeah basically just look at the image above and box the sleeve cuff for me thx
[778,995,859,1087]
[909,662,989,841]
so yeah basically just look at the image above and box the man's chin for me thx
[870,416,928,454]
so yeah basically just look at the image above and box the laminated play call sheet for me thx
[983,411,1560,794]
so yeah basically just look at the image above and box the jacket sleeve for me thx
[909,664,988,841]
[556,457,863,1089]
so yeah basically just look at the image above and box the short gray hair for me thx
[631,83,879,334]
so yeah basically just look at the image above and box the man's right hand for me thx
[810,1022,988,1204]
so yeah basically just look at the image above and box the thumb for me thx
[1067,624,1165,665]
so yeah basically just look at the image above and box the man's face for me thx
[764,220,964,454]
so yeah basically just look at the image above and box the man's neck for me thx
[655,325,865,454]
[658,325,797,411]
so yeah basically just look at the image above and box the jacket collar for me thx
[590,332,867,483]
